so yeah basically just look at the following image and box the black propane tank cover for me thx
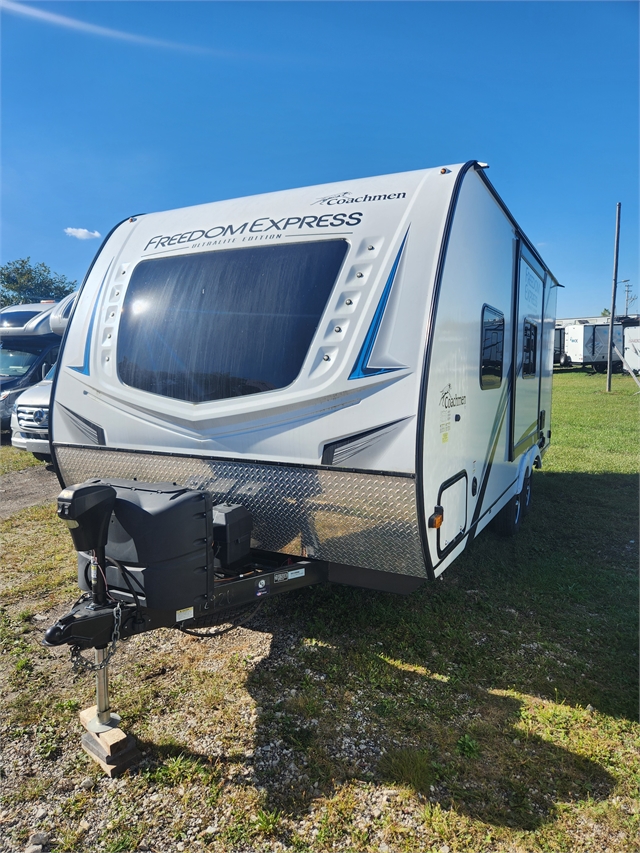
[84,479,215,612]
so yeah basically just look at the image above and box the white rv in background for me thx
[49,161,559,603]
[0,300,68,429]
[623,325,640,373]
[563,322,623,371]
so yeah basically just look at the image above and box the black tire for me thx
[559,353,572,368]
[593,362,607,373]
[494,491,522,536]
[521,469,532,516]
[33,453,51,463]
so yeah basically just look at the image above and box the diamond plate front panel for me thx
[54,446,427,577]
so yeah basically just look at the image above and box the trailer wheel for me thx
[559,353,572,368]
[521,470,532,516]
[494,491,522,536]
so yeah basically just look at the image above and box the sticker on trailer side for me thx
[255,577,270,597]
[274,568,306,583]
[176,607,194,622]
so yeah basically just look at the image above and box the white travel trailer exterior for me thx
[48,162,558,623]
[623,325,640,373]
[563,322,623,370]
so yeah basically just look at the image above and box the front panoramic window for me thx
[480,305,504,390]
[117,241,348,403]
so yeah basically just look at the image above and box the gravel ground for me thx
[0,462,636,853]
[2,603,631,853]
[0,465,60,520]
[0,612,428,853]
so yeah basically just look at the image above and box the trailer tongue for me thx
[45,478,328,654]
[44,477,331,773]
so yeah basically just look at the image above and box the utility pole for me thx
[624,280,635,315]
[606,203,621,392]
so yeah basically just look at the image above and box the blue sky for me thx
[1,1,638,318]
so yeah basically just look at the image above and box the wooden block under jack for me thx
[81,732,141,777]
[79,706,141,777]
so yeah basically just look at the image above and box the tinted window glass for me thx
[118,241,348,403]
[480,305,504,390]
[0,310,41,328]
[0,340,54,377]
[523,319,538,376]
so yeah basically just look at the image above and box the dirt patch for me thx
[0,465,60,520]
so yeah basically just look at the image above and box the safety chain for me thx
[70,602,122,674]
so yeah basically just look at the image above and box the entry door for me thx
[511,249,544,458]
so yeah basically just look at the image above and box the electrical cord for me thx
[178,601,263,638]
[82,555,144,620]
[105,557,145,618]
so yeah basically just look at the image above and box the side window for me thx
[523,319,537,377]
[480,305,504,390]
[42,346,59,377]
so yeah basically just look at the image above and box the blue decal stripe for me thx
[70,261,113,376]
[348,229,409,380]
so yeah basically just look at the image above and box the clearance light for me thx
[428,506,444,529]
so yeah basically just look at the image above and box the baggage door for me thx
[511,247,544,459]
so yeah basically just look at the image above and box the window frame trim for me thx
[115,239,350,405]
[521,316,538,379]
[479,302,505,391]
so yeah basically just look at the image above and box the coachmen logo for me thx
[440,384,466,409]
[312,191,408,206]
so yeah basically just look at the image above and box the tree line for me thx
[0,258,76,308]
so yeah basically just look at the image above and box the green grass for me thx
[248,369,639,844]
[545,369,638,472]
[0,368,637,853]
[0,503,78,606]
[0,439,44,475]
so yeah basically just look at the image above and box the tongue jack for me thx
[55,482,140,774]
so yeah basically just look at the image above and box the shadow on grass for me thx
[243,638,614,831]
[230,470,636,826]
[282,470,638,719]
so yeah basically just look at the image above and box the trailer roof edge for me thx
[472,165,560,288]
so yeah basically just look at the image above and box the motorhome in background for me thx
[0,296,76,429]
[10,292,77,459]
[45,160,560,654]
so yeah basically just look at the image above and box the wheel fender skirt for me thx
[328,562,425,594]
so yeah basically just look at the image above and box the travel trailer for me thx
[623,324,640,373]
[44,161,560,656]
[563,322,623,371]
